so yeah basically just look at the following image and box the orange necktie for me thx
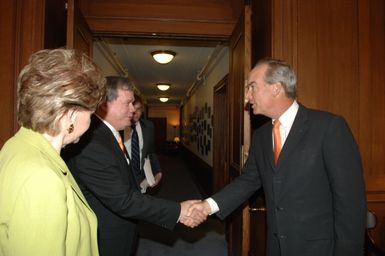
[273,120,282,164]
[117,135,125,152]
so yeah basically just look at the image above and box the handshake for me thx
[179,200,212,228]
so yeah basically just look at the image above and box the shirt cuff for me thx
[205,197,219,215]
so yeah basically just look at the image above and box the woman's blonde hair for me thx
[17,48,106,135]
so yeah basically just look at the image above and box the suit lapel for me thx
[261,122,276,171]
[274,105,310,200]
[257,124,277,200]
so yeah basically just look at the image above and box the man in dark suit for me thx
[62,76,205,256]
[123,94,163,193]
[189,58,367,255]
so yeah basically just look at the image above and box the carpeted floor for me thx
[134,154,228,256]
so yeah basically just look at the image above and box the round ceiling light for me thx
[151,50,176,64]
[159,97,169,102]
[157,83,171,91]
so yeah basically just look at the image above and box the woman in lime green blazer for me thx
[0,49,105,255]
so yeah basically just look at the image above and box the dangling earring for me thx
[67,124,74,134]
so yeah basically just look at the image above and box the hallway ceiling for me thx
[94,38,224,106]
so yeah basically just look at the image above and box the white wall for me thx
[181,47,229,166]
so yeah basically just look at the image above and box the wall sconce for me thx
[156,83,170,91]
[159,97,169,102]
[151,50,176,64]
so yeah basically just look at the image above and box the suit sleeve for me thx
[212,132,263,219]
[69,140,180,230]
[323,116,367,255]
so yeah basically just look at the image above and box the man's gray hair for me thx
[256,58,297,99]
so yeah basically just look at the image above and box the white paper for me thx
[139,179,149,194]
[143,157,155,186]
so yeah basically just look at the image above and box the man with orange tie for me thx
[189,58,367,256]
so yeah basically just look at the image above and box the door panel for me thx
[147,117,167,154]
[227,4,252,256]
[213,75,229,193]
[66,0,93,55]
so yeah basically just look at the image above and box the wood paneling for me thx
[0,0,45,147]
[0,0,17,147]
[359,0,385,182]
[67,0,93,56]
[359,0,385,250]
[80,0,237,38]
[297,0,359,129]
[272,0,298,66]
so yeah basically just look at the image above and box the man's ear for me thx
[272,82,282,96]
[99,102,108,112]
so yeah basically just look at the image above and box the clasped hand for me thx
[179,200,211,228]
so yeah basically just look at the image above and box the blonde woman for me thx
[0,49,105,255]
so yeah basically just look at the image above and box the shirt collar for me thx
[273,100,299,128]
[95,114,120,141]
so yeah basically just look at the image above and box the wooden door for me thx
[247,0,273,254]
[213,75,229,193]
[44,0,67,49]
[66,0,93,55]
[226,4,252,256]
[147,117,167,154]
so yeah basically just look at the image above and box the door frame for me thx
[213,75,229,193]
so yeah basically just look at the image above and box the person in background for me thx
[0,48,106,255]
[62,76,206,256]
[123,94,162,193]
[189,58,367,256]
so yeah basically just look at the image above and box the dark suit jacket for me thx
[130,118,162,185]
[62,115,180,256]
[212,104,367,256]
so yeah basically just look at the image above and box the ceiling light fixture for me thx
[159,97,169,102]
[157,83,171,91]
[151,50,176,64]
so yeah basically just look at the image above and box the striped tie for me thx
[131,124,141,177]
